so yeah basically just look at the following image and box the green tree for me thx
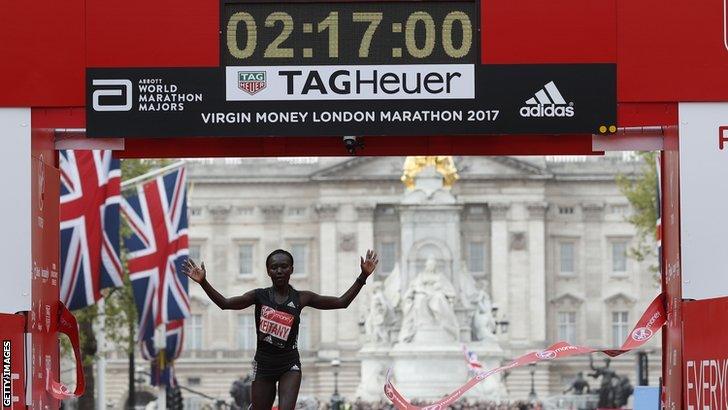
[106,159,173,354]
[616,151,659,275]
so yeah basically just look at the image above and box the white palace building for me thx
[103,154,661,408]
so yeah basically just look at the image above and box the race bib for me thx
[260,306,294,343]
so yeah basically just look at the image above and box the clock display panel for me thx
[222,1,478,66]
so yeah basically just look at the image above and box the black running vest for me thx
[253,286,301,362]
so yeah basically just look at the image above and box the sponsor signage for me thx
[683,297,728,410]
[238,72,266,95]
[86,1,616,137]
[225,65,476,101]
[30,157,61,409]
[631,327,653,342]
[679,103,728,300]
[259,306,294,343]
[87,64,615,137]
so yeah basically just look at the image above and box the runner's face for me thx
[267,253,293,287]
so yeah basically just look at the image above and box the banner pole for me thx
[155,325,167,410]
[96,299,107,410]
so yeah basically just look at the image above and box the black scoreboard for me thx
[85,1,616,138]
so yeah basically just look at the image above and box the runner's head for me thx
[266,249,294,287]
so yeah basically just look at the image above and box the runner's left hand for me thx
[360,249,379,276]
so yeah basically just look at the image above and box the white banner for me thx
[0,108,31,313]
[679,102,728,300]
[225,64,475,101]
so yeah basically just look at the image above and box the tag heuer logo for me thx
[238,71,266,95]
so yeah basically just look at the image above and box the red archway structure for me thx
[2,0,727,408]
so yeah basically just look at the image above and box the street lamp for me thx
[528,363,538,402]
[330,359,342,410]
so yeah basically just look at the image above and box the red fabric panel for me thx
[481,0,616,64]
[0,2,85,106]
[85,0,219,68]
[617,0,728,101]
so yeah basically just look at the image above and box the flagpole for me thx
[155,325,167,410]
[97,299,107,410]
[121,160,186,189]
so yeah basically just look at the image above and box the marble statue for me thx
[472,280,497,342]
[382,262,401,310]
[364,282,392,344]
[398,256,459,343]
[458,259,480,308]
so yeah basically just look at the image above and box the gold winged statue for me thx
[401,156,460,190]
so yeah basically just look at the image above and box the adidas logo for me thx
[290,364,300,371]
[287,301,296,308]
[519,81,575,118]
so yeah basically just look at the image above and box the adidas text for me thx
[520,105,575,118]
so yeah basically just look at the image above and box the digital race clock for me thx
[221,2,478,66]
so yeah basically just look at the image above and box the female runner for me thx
[184,248,378,410]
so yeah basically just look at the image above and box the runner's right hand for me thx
[183,258,206,283]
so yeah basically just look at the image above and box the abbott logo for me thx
[520,81,574,118]
[92,79,132,111]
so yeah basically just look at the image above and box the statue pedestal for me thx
[355,345,391,401]
[382,331,505,402]
[389,342,469,401]
[462,341,508,402]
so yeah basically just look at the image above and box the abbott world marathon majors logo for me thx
[520,81,574,118]
[226,65,475,101]
[91,79,133,112]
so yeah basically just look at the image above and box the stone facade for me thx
[103,155,662,408]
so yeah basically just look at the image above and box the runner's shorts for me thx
[251,358,302,381]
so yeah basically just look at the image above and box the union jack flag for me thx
[150,362,177,388]
[462,345,484,372]
[60,150,122,310]
[140,320,185,361]
[121,166,190,343]
[141,320,184,387]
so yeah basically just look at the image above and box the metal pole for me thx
[637,351,649,386]
[128,351,135,409]
[528,363,537,401]
[155,325,167,410]
[97,299,107,410]
[334,369,339,396]
[330,359,341,410]
[121,161,186,189]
